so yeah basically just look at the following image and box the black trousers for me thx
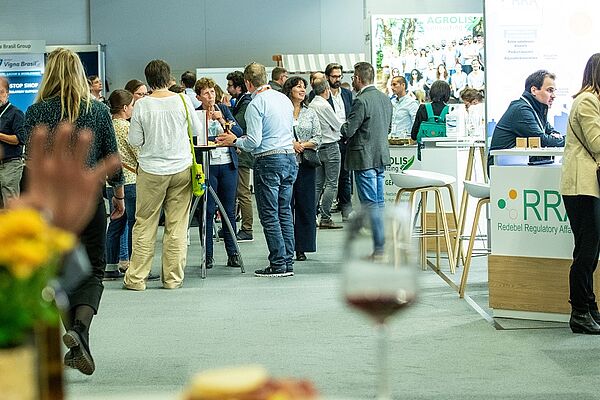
[563,195,600,313]
[292,163,317,253]
[337,140,352,211]
[69,196,106,313]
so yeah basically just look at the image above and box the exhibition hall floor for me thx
[66,211,596,400]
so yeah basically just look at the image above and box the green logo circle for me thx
[498,199,506,209]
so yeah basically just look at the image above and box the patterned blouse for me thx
[294,106,322,147]
[112,118,138,185]
[24,97,123,187]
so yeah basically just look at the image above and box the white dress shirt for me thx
[309,95,342,145]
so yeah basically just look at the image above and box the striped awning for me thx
[278,53,366,73]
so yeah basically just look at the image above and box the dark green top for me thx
[24,97,123,186]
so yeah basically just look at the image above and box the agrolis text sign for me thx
[491,166,574,259]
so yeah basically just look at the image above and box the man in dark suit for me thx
[341,62,392,256]
[325,63,354,221]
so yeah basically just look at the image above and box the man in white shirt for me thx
[389,76,419,138]
[467,60,485,92]
[309,78,343,229]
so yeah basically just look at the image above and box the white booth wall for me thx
[0,0,483,91]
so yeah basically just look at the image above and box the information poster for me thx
[485,0,600,136]
[371,14,484,95]
[0,40,45,112]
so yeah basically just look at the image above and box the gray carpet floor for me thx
[65,210,600,400]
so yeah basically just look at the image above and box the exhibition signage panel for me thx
[490,165,573,259]
[485,0,600,136]
[371,13,483,92]
[0,40,45,112]
[384,146,420,204]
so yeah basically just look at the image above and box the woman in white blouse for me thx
[124,59,202,291]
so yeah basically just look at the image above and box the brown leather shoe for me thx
[319,219,343,229]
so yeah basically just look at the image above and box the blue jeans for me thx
[354,167,385,252]
[106,184,136,264]
[205,163,238,258]
[253,153,298,268]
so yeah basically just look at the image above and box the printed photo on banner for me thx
[371,14,484,100]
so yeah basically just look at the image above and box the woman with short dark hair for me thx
[123,59,203,291]
[124,79,148,103]
[193,77,243,269]
[410,80,451,141]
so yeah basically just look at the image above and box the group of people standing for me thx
[0,48,394,375]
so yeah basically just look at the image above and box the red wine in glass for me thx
[346,292,416,324]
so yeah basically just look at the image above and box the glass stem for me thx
[376,322,391,400]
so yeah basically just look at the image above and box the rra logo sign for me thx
[497,188,567,222]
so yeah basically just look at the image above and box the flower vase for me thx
[0,344,37,400]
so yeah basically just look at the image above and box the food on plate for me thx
[183,365,319,400]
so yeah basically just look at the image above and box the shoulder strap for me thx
[438,105,449,121]
[568,117,597,163]
[425,103,435,120]
[179,94,196,160]
[0,103,11,120]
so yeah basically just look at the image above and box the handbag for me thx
[180,94,206,197]
[568,118,600,186]
[293,127,321,168]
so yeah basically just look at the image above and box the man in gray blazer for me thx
[341,62,392,256]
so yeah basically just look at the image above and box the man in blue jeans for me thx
[217,62,297,277]
[341,62,392,255]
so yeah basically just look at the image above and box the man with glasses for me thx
[0,76,25,208]
[325,62,354,221]
[488,70,564,168]
[341,62,392,256]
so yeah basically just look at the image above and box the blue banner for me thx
[0,41,45,113]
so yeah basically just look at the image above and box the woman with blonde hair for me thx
[123,59,202,291]
[560,53,600,334]
[24,47,125,375]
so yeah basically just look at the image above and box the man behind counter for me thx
[488,69,565,167]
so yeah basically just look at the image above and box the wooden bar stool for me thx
[390,171,459,275]
[458,180,490,298]
[453,142,488,268]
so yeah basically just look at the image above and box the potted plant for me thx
[0,208,75,399]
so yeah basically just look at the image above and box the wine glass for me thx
[342,205,417,400]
